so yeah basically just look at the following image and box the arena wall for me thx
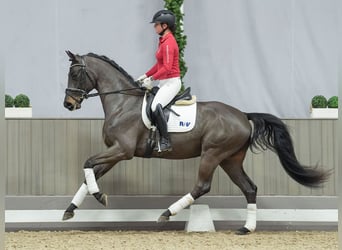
[6,119,337,197]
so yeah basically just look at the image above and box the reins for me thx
[66,86,144,100]
[86,86,144,98]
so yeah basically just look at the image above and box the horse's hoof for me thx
[93,192,108,207]
[99,193,108,207]
[62,211,74,221]
[157,215,170,223]
[235,227,251,235]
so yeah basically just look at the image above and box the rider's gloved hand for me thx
[142,76,154,90]
[136,74,147,82]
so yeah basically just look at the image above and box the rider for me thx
[137,10,181,152]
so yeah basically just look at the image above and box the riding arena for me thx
[1,1,339,249]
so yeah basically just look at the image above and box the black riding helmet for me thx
[151,10,176,35]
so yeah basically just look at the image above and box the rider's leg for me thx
[151,77,181,151]
[153,104,171,151]
[151,77,182,111]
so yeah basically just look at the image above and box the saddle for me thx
[145,87,194,124]
[143,87,196,157]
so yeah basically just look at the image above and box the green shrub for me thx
[164,0,187,91]
[14,94,30,108]
[311,95,327,108]
[5,94,14,107]
[327,96,338,108]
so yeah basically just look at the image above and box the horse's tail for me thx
[246,112,330,188]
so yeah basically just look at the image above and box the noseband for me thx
[65,57,143,103]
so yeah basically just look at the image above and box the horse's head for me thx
[64,51,96,111]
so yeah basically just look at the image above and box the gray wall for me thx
[3,0,338,118]
[6,119,337,196]
[4,0,163,118]
[183,0,338,118]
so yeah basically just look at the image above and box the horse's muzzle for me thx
[64,96,81,111]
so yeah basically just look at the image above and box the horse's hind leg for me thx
[220,154,258,235]
[158,154,218,222]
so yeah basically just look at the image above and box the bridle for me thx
[65,57,144,104]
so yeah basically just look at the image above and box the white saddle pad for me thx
[141,94,197,132]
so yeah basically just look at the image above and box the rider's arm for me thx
[146,63,158,77]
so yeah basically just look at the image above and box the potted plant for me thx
[310,95,338,119]
[5,93,32,118]
[5,94,14,108]
[327,96,338,108]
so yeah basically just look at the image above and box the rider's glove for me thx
[136,74,147,82]
[142,76,154,89]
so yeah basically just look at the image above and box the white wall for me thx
[3,0,338,118]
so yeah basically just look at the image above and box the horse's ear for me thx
[66,50,76,61]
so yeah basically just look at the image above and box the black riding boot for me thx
[153,104,172,152]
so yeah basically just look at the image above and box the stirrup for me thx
[154,140,172,152]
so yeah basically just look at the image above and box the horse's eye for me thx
[70,72,78,80]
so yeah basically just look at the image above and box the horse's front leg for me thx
[84,161,106,205]
[62,143,132,221]
[83,144,131,204]
[62,163,113,221]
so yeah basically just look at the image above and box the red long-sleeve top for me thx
[146,32,180,80]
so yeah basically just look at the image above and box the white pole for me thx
[0,2,6,248]
[0,23,5,250]
[338,1,342,249]
[180,3,184,29]
[339,58,342,250]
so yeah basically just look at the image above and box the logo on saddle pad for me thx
[141,91,197,133]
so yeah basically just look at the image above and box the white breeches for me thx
[151,77,181,112]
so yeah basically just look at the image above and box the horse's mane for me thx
[86,53,137,85]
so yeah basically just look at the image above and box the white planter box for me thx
[310,108,338,119]
[5,107,32,118]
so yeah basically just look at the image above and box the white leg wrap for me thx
[168,193,194,215]
[244,203,257,232]
[71,183,88,207]
[84,168,99,194]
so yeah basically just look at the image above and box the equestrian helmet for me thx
[151,10,176,28]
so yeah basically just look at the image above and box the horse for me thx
[62,51,330,235]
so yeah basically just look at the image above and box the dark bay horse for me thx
[62,51,329,234]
